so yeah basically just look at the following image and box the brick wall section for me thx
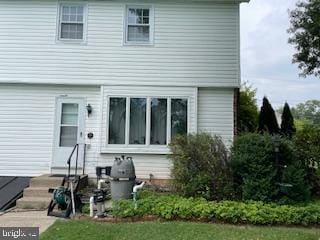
[234,88,240,139]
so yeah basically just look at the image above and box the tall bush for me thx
[169,133,233,200]
[231,133,278,202]
[231,133,310,203]
[293,124,320,196]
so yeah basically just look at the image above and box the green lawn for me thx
[41,220,320,240]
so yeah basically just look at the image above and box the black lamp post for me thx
[273,137,293,195]
[274,137,281,184]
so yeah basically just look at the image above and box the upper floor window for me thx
[125,6,154,44]
[58,4,85,41]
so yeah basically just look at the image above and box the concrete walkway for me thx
[0,210,56,234]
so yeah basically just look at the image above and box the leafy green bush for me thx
[168,133,234,200]
[293,124,320,196]
[231,133,277,201]
[231,133,310,203]
[112,191,320,225]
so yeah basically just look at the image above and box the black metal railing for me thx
[66,143,87,179]
[67,144,79,178]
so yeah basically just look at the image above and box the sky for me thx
[240,0,320,108]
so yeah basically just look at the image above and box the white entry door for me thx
[52,98,86,168]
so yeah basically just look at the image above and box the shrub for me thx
[168,133,234,200]
[112,191,320,225]
[231,133,278,202]
[293,124,320,196]
[231,133,310,203]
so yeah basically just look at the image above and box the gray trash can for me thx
[110,156,136,200]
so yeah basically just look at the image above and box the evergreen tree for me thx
[258,97,280,134]
[238,82,259,133]
[281,102,296,138]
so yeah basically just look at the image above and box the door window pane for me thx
[61,103,78,125]
[60,126,78,147]
[109,98,126,144]
[171,99,188,138]
[129,98,146,144]
[151,98,167,145]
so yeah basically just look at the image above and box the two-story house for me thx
[0,0,248,182]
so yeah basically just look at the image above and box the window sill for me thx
[100,146,171,155]
[56,39,87,45]
[123,41,154,47]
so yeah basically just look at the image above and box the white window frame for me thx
[105,95,190,153]
[56,2,88,43]
[123,5,154,45]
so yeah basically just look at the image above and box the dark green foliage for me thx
[278,139,310,203]
[231,133,278,202]
[231,133,310,203]
[280,103,296,138]
[293,124,320,196]
[168,133,234,200]
[292,100,320,125]
[258,97,279,134]
[238,82,259,133]
[113,191,320,225]
[281,162,310,203]
[288,0,320,77]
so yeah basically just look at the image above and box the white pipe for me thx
[91,179,106,218]
[70,181,76,217]
[133,181,145,193]
[98,179,105,189]
[89,196,94,217]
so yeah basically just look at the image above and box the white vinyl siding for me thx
[0,84,181,179]
[0,84,235,179]
[197,88,234,147]
[0,84,100,177]
[0,0,240,87]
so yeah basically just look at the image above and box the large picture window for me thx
[107,97,188,146]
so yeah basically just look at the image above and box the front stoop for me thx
[16,175,63,210]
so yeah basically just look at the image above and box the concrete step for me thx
[16,197,51,210]
[23,187,52,198]
[30,176,63,188]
